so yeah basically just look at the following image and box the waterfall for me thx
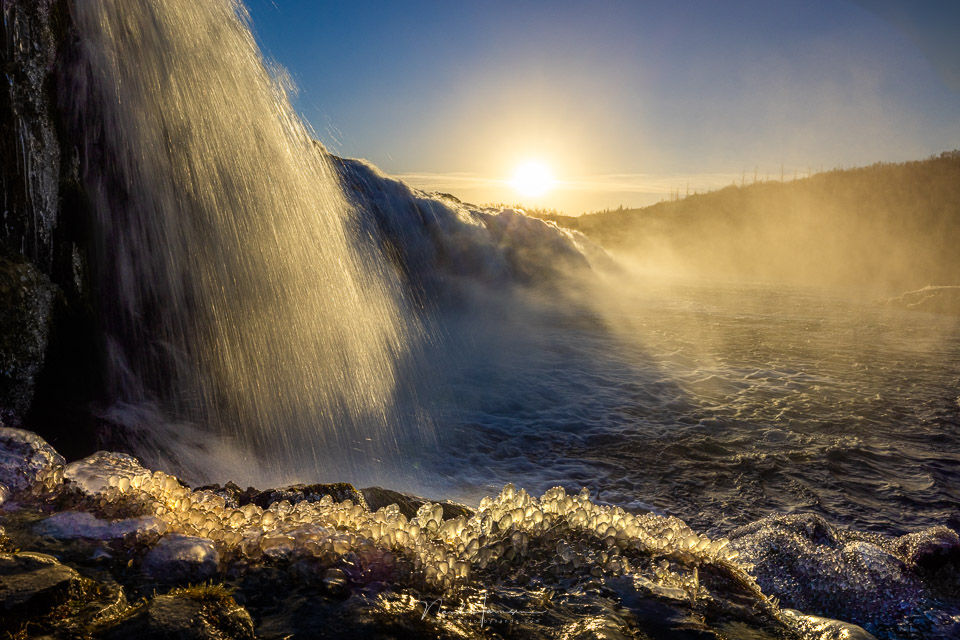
[64,0,421,485]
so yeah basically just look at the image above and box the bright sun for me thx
[511,161,555,197]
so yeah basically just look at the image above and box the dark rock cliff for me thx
[0,0,101,456]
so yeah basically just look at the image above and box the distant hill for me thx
[534,152,960,290]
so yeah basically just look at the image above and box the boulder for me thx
[98,590,254,640]
[0,551,82,630]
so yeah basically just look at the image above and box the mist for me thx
[541,152,960,294]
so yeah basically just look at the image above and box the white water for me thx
[66,0,421,485]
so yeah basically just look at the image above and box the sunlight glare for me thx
[511,161,555,197]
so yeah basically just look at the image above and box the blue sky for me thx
[246,0,960,212]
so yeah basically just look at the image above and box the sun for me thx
[511,161,555,197]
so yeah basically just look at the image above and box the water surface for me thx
[421,280,960,537]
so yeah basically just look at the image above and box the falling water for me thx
[64,0,418,484]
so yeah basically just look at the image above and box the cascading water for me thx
[63,0,421,485]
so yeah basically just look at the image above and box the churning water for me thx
[418,280,960,538]
[66,0,423,485]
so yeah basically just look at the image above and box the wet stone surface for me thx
[99,591,255,640]
[362,485,474,521]
[0,551,82,630]
[0,258,56,427]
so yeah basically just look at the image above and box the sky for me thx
[246,0,960,214]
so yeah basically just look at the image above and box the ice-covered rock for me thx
[890,525,960,570]
[0,426,64,499]
[142,534,220,582]
[9,426,953,637]
[35,510,165,541]
[730,513,960,638]
[64,450,152,495]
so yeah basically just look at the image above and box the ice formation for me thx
[58,450,746,598]
[141,534,220,582]
[8,430,960,637]
[34,511,163,541]
[0,426,64,503]
[731,513,960,638]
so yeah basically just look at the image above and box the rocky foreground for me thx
[1,426,958,640]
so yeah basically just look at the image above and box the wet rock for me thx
[98,590,254,640]
[142,534,220,583]
[0,0,61,270]
[0,426,65,499]
[0,551,82,629]
[192,481,248,509]
[251,482,368,510]
[362,485,474,520]
[0,256,56,426]
[255,590,469,640]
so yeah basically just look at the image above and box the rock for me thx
[98,590,254,640]
[0,426,64,498]
[362,486,473,520]
[35,510,166,541]
[191,481,248,508]
[142,534,220,583]
[249,482,368,511]
[0,551,82,629]
[0,255,56,426]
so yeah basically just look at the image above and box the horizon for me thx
[247,0,960,214]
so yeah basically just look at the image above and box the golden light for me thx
[511,161,555,197]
